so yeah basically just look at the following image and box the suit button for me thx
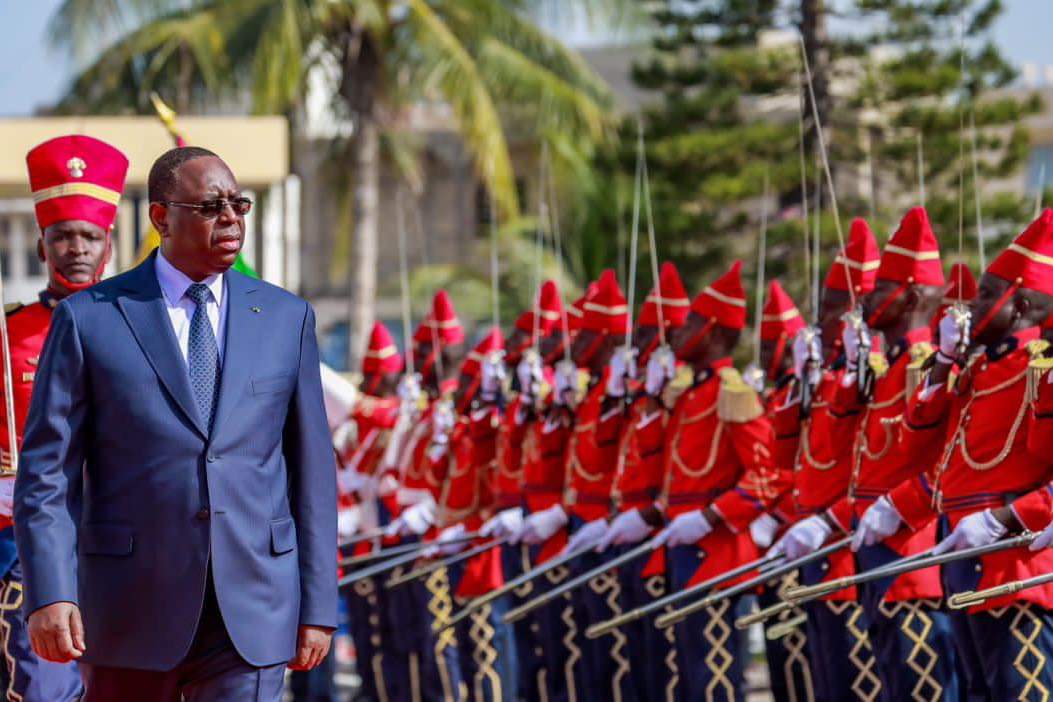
[206,454,217,463]
[196,509,210,521]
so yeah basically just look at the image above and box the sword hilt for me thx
[766,613,808,640]
[735,600,793,629]
[783,577,850,602]
[948,581,1023,610]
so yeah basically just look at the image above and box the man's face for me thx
[671,312,709,362]
[818,289,851,358]
[862,279,905,330]
[39,219,110,292]
[505,328,531,367]
[971,274,1016,347]
[570,329,599,367]
[632,325,659,364]
[151,156,245,280]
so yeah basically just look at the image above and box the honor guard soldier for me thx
[512,282,597,702]
[932,262,977,340]
[482,280,565,700]
[646,260,782,701]
[548,269,636,702]
[876,209,1053,699]
[828,208,960,699]
[0,135,129,702]
[435,327,513,702]
[597,261,689,702]
[383,289,467,702]
[751,280,816,702]
[776,218,882,701]
[340,321,404,702]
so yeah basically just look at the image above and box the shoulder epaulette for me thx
[4,303,24,317]
[1027,339,1051,359]
[906,342,935,398]
[868,351,889,378]
[717,367,764,423]
[1027,352,1053,403]
[661,364,694,409]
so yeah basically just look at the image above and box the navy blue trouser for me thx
[617,545,680,702]
[528,542,583,702]
[345,573,407,702]
[567,517,637,702]
[82,573,284,702]
[448,560,516,702]
[667,544,745,702]
[0,558,83,702]
[757,585,814,702]
[501,542,543,701]
[948,603,1053,702]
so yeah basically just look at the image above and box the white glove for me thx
[749,513,780,550]
[851,496,904,551]
[606,347,637,398]
[429,524,468,557]
[653,510,713,548]
[1030,518,1053,551]
[481,353,507,402]
[481,507,524,541]
[517,352,543,402]
[553,360,578,407]
[432,399,456,437]
[742,363,765,394]
[397,373,422,408]
[932,509,1006,555]
[0,477,13,519]
[792,327,822,385]
[520,504,569,545]
[841,320,865,365]
[645,345,677,397]
[386,500,436,537]
[938,306,971,361]
[780,515,832,560]
[337,468,370,497]
[598,509,653,551]
[337,508,360,541]
[564,518,609,554]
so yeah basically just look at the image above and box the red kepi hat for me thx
[692,260,747,330]
[515,279,564,338]
[977,209,1053,336]
[413,290,465,346]
[761,280,805,380]
[581,270,629,335]
[362,321,404,376]
[639,262,690,330]
[868,207,944,325]
[825,218,880,296]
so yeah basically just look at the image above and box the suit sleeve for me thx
[13,302,87,615]
[284,304,338,629]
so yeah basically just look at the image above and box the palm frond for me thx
[405,0,519,219]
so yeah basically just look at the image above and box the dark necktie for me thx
[186,283,220,430]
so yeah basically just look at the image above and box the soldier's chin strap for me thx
[575,331,608,369]
[971,279,1020,340]
[865,282,909,328]
[637,332,660,367]
[766,332,789,382]
[364,373,382,396]
[45,230,111,293]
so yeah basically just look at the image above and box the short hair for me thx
[147,146,220,203]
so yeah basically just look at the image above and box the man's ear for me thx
[148,202,169,238]
[103,232,114,267]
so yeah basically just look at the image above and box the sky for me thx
[2,0,1053,117]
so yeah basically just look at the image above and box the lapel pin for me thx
[251,306,262,313]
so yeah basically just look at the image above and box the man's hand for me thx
[28,602,85,663]
[288,625,333,671]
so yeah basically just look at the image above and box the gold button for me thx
[371,635,381,646]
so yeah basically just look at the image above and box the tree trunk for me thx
[347,116,380,371]
[800,0,831,152]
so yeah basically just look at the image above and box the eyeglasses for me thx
[163,197,253,218]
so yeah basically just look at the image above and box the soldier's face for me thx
[862,280,905,329]
[153,156,245,280]
[40,219,111,290]
[818,289,851,357]
[505,328,531,367]
[971,274,1016,346]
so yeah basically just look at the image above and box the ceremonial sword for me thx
[503,537,662,624]
[338,531,481,569]
[654,536,853,629]
[782,533,1036,602]
[949,570,1053,610]
[384,536,509,589]
[585,551,786,639]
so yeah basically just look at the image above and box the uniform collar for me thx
[695,356,732,385]
[986,326,1040,361]
[887,326,932,364]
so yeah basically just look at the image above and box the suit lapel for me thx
[211,271,263,437]
[115,255,208,438]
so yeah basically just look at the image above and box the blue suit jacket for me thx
[13,254,337,670]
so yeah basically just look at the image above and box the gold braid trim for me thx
[717,367,764,423]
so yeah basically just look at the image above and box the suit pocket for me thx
[81,524,134,556]
[252,374,294,395]
[270,517,296,555]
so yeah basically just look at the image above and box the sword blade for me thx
[385,537,508,589]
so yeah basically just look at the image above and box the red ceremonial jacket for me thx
[889,327,1053,611]
[565,370,625,522]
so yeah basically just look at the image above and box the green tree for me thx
[50,0,616,367]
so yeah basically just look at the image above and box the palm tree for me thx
[50,0,616,367]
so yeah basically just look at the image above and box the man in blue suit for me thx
[14,146,338,701]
